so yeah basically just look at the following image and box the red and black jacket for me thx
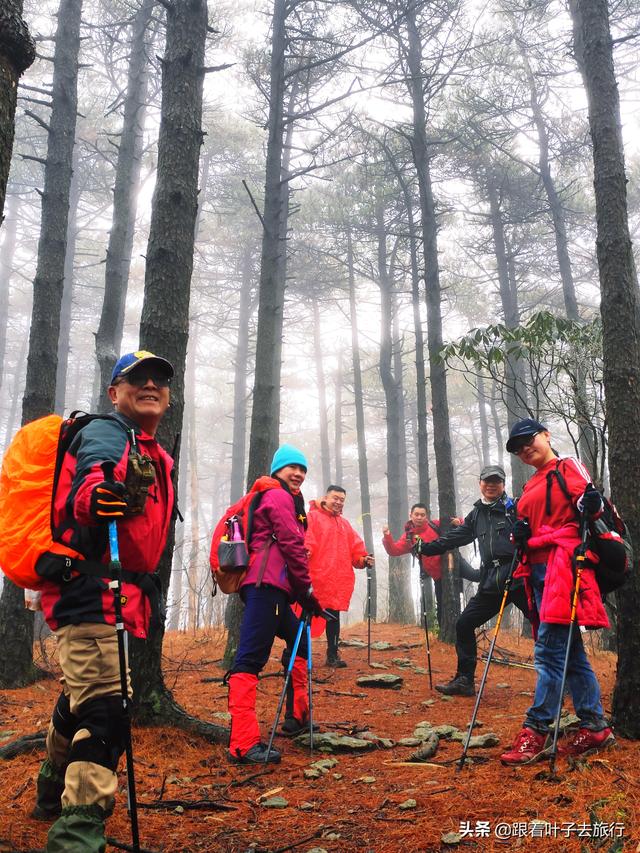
[40,413,174,639]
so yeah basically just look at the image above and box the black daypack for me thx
[546,461,633,596]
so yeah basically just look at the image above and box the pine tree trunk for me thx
[485,168,529,495]
[347,225,376,615]
[130,0,224,742]
[312,296,331,490]
[0,193,19,389]
[54,157,80,414]
[394,156,430,507]
[476,374,490,466]
[246,0,288,484]
[375,195,412,623]
[0,0,82,689]
[221,245,255,669]
[405,8,458,642]
[574,0,640,738]
[94,0,154,410]
[334,355,343,484]
[0,0,34,222]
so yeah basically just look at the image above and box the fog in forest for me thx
[2,0,640,635]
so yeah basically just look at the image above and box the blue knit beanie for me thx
[270,444,308,476]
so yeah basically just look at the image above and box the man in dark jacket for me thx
[34,351,175,853]
[417,465,529,696]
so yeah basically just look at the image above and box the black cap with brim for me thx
[506,418,547,452]
[480,465,506,481]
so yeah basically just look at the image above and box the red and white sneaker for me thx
[558,727,615,757]
[500,727,548,766]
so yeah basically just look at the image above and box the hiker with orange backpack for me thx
[304,485,374,667]
[32,351,175,853]
[225,445,323,765]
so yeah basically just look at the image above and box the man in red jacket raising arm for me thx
[382,503,465,627]
[305,486,374,667]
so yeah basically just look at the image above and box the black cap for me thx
[506,418,547,452]
[480,464,506,481]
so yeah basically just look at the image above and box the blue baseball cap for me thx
[270,444,308,476]
[506,418,547,452]
[110,350,174,384]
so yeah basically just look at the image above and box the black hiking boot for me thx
[228,742,282,765]
[435,674,475,696]
[326,654,347,668]
[279,717,320,737]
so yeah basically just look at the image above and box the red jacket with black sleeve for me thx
[40,413,174,639]
[382,520,443,580]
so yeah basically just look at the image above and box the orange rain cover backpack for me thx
[0,412,111,590]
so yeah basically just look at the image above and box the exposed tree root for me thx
[0,732,45,759]
[134,684,229,744]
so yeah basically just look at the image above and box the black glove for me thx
[90,480,128,522]
[580,485,603,516]
[511,519,531,548]
[417,540,438,557]
[301,589,324,617]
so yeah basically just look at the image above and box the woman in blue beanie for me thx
[226,445,323,764]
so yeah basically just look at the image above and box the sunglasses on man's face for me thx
[118,371,171,388]
[511,432,539,455]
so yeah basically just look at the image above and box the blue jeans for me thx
[232,584,308,675]
[525,564,607,734]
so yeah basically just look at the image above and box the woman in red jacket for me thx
[500,419,614,765]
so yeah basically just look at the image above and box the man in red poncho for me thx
[305,486,374,667]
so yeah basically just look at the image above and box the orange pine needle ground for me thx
[0,624,637,852]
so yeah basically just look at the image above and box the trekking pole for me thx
[306,619,314,754]
[548,511,589,776]
[417,554,433,691]
[265,610,310,763]
[108,521,141,853]
[367,560,372,666]
[456,547,520,773]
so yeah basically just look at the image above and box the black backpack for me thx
[546,461,633,596]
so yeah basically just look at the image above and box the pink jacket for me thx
[514,524,609,634]
[241,486,313,604]
[305,500,368,610]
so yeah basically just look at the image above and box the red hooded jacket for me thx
[304,500,368,610]
[514,524,609,633]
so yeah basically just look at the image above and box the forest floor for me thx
[0,622,637,853]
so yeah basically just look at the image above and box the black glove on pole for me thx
[581,484,602,516]
[511,519,531,548]
[108,521,140,853]
[91,481,128,521]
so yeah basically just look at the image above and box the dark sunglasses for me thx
[510,432,539,455]
[116,371,171,388]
